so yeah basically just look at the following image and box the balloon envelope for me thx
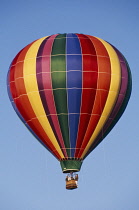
[7,33,132,172]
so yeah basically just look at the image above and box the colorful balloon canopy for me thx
[7,33,132,173]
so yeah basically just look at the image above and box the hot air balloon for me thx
[7,33,132,190]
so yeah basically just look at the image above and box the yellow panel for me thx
[23,37,64,158]
[81,38,121,158]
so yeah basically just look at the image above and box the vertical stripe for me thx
[75,34,98,157]
[81,38,121,158]
[51,34,70,156]
[66,33,82,157]
[77,36,111,158]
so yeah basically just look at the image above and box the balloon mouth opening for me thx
[63,169,80,173]
[60,159,83,173]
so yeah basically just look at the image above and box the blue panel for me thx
[67,33,77,38]
[68,89,82,113]
[66,34,82,157]
[67,71,82,88]
[67,33,81,54]
[67,55,82,70]
[68,89,81,157]
[69,114,80,156]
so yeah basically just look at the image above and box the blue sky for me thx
[1,0,139,209]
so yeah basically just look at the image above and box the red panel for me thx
[83,71,98,88]
[83,55,98,70]
[97,56,111,73]
[15,77,26,95]
[14,95,36,121]
[75,34,98,157]
[9,80,17,99]
[8,50,25,102]
[77,36,111,158]
[77,34,96,54]
[98,72,111,90]
[14,43,36,121]
[14,61,24,78]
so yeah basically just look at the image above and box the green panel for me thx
[51,34,70,156]
[52,71,66,89]
[53,89,67,113]
[52,34,66,55]
[60,160,83,173]
[51,55,66,72]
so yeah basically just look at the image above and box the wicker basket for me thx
[66,180,78,190]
